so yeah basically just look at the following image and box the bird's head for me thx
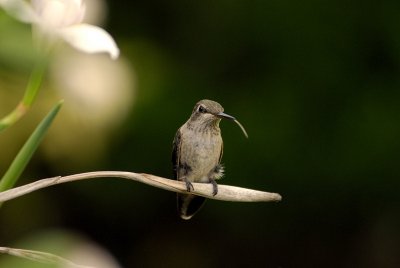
[189,99,248,138]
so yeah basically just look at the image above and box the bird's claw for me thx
[185,180,194,192]
[210,179,218,196]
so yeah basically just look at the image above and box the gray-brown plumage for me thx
[172,99,247,220]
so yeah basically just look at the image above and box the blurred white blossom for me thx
[42,48,135,169]
[0,0,119,59]
[0,229,122,268]
[51,49,134,125]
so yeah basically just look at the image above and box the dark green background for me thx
[2,0,400,267]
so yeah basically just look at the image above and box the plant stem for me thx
[0,59,47,132]
[0,171,282,203]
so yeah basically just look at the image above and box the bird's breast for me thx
[179,128,222,182]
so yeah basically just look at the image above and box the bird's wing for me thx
[218,139,223,164]
[172,128,182,180]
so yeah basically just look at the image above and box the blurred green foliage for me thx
[1,1,400,267]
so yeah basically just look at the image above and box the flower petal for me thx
[59,23,119,59]
[0,0,39,23]
[32,0,85,30]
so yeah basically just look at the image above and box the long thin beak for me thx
[216,112,248,138]
[216,112,235,120]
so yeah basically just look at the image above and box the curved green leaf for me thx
[0,101,63,195]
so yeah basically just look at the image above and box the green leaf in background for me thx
[0,101,63,197]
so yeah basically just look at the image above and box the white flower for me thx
[43,49,135,168]
[0,0,119,59]
[51,49,134,125]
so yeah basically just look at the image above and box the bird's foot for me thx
[183,178,194,192]
[209,179,218,196]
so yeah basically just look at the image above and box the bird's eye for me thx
[198,105,207,113]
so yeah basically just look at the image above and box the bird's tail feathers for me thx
[177,193,206,220]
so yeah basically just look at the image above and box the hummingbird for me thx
[172,99,248,220]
